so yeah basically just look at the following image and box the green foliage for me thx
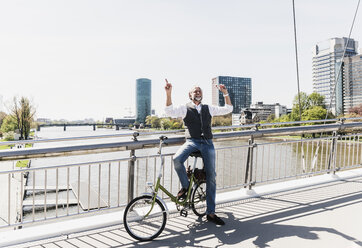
[301,106,327,120]
[0,111,7,129]
[145,115,183,130]
[160,118,172,130]
[308,92,325,108]
[266,114,276,123]
[10,97,36,140]
[16,160,29,168]
[2,131,15,141]
[144,112,231,130]
[1,115,17,133]
[211,114,232,127]
[145,116,161,128]
[171,121,182,129]
[290,92,332,122]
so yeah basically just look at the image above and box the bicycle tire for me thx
[123,195,167,241]
[191,180,207,216]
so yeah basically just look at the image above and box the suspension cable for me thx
[324,0,361,122]
[292,0,302,122]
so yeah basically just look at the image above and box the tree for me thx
[308,92,325,108]
[290,92,331,121]
[10,97,36,140]
[0,111,7,136]
[0,115,17,133]
[146,116,161,129]
[301,106,328,121]
[266,114,276,123]
[348,104,362,116]
[160,118,172,130]
[212,114,232,127]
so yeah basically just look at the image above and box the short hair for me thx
[188,86,202,100]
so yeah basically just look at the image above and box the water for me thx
[23,126,184,221]
[21,127,361,222]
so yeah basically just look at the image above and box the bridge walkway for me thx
[4,174,362,248]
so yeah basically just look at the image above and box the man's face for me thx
[190,87,203,102]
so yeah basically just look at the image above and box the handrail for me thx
[2,117,361,147]
[0,121,361,161]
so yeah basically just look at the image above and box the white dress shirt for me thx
[165,102,233,118]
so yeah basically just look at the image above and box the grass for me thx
[0,144,12,150]
[0,141,33,150]
[16,160,29,168]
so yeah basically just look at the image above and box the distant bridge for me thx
[36,123,132,131]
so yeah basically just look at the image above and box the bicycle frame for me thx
[144,139,200,217]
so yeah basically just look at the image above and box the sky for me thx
[0,0,361,121]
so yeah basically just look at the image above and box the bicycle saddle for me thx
[189,151,202,158]
[159,135,168,141]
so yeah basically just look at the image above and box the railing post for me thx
[128,149,136,202]
[244,136,255,190]
[327,131,338,174]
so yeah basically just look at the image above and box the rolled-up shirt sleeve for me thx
[164,104,187,118]
[208,104,233,116]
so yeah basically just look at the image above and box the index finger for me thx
[165,78,169,84]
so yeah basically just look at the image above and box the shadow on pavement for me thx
[120,187,362,248]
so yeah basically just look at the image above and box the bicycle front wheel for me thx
[123,195,167,241]
[191,180,207,216]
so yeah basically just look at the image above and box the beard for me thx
[193,96,202,102]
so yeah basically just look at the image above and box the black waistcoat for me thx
[183,103,212,139]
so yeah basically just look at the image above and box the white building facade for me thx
[343,55,362,113]
[312,37,358,116]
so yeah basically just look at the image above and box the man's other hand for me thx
[165,79,172,94]
[216,84,228,95]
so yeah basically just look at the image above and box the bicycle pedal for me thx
[180,209,188,217]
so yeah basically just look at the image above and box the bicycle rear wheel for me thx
[123,195,167,241]
[191,180,207,216]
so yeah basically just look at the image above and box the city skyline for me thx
[1,1,362,120]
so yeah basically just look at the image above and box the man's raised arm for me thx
[165,79,172,106]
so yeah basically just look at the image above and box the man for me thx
[164,79,233,225]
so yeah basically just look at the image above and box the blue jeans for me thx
[173,138,216,215]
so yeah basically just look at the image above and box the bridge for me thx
[36,123,133,131]
[0,118,361,247]
[1,169,362,247]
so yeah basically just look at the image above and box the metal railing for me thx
[0,119,361,229]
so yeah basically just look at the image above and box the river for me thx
[15,127,361,223]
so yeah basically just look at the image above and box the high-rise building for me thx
[312,37,358,116]
[343,54,362,113]
[212,76,252,114]
[135,78,151,124]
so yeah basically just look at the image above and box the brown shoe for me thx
[177,188,187,200]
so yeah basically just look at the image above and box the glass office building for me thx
[136,78,151,124]
[312,37,358,116]
[343,55,362,113]
[212,76,252,114]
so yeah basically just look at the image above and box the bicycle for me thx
[123,135,207,241]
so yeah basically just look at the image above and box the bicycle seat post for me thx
[157,136,168,179]
[189,151,202,171]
